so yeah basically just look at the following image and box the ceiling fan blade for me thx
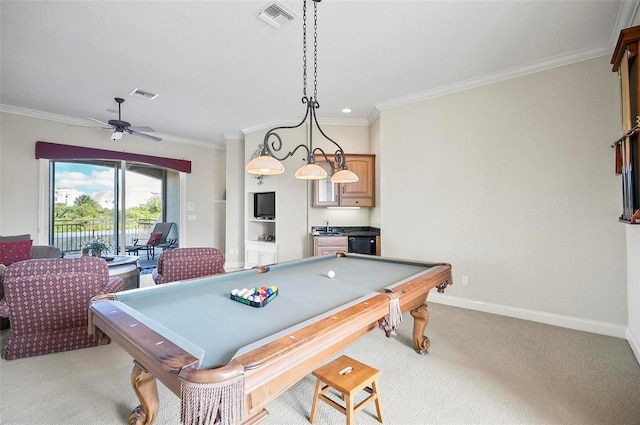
[129,126,156,133]
[128,128,162,142]
[87,116,113,128]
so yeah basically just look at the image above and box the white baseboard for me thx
[428,292,628,339]
[627,327,640,365]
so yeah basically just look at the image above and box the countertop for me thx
[311,226,380,237]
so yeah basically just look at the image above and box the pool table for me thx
[90,253,452,425]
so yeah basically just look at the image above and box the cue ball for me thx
[327,270,335,279]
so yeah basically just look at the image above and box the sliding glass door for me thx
[51,160,164,255]
[124,163,165,249]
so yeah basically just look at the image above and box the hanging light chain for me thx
[248,0,357,182]
[313,0,318,101]
[302,0,308,98]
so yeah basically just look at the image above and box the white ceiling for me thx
[1,0,637,148]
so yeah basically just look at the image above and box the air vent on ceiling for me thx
[257,2,296,29]
[129,88,159,100]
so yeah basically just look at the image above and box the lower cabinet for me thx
[313,236,348,256]
[245,241,277,268]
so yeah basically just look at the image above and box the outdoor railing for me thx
[52,218,155,254]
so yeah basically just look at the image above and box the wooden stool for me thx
[310,355,383,425]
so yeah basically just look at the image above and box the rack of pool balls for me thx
[230,286,278,308]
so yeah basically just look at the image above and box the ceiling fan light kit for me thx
[245,0,358,184]
[111,129,124,140]
[89,97,162,142]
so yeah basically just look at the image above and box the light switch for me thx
[187,202,195,211]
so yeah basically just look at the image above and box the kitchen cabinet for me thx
[312,154,375,207]
[340,155,375,207]
[313,236,348,256]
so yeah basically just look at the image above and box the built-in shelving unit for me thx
[245,192,278,268]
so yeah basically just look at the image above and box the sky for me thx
[54,162,161,207]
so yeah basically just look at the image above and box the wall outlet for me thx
[462,275,469,286]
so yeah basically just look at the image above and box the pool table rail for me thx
[90,296,201,379]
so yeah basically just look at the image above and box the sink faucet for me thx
[326,220,330,232]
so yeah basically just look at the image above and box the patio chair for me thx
[126,222,174,260]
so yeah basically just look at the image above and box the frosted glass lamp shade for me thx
[246,155,285,175]
[294,163,328,180]
[331,169,359,183]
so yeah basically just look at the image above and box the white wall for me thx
[225,137,245,269]
[627,226,640,359]
[369,117,381,229]
[0,112,226,248]
[379,56,628,327]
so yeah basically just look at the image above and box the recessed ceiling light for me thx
[341,108,352,114]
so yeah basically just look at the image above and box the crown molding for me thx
[612,0,640,44]
[1,104,91,126]
[375,45,612,112]
[223,132,244,141]
[242,119,299,135]
[242,116,369,135]
[0,103,224,150]
[367,108,380,125]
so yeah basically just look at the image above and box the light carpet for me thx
[1,303,639,425]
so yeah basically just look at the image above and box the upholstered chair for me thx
[0,257,124,360]
[0,236,60,330]
[152,247,225,284]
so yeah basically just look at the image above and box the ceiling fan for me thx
[88,97,162,142]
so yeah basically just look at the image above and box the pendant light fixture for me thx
[245,0,359,184]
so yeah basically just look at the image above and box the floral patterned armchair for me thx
[152,247,225,284]
[0,235,61,330]
[0,257,123,360]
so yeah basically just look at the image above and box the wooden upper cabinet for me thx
[340,155,375,207]
[312,154,376,208]
[611,26,640,224]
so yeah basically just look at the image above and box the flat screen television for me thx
[254,191,275,219]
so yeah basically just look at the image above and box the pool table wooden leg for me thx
[410,303,430,355]
[129,362,159,425]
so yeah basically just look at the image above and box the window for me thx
[50,160,165,255]
[36,141,190,253]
